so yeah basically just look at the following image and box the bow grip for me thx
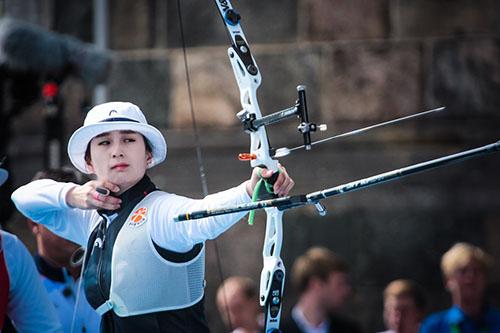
[247,170,280,225]
[256,170,280,201]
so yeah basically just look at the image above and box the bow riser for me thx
[214,1,285,332]
[226,42,279,171]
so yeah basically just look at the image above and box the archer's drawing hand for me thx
[66,180,121,210]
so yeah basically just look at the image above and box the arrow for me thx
[274,106,445,158]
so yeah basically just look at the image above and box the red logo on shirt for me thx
[128,207,147,227]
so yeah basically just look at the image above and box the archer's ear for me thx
[86,160,95,174]
[146,151,153,165]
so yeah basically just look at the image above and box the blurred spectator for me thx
[420,242,500,333]
[281,246,362,333]
[378,279,425,333]
[26,168,100,333]
[216,276,263,333]
[0,167,62,332]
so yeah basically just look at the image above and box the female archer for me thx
[12,101,294,332]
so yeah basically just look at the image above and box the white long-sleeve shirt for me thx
[11,179,251,253]
[2,230,63,333]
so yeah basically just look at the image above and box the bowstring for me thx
[175,0,234,330]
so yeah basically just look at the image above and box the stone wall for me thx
[3,0,500,331]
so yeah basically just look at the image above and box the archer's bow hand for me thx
[246,164,294,198]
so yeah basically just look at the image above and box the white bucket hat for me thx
[0,168,7,186]
[68,101,167,174]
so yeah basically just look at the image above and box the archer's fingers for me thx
[99,181,120,194]
[91,188,121,210]
[273,166,294,196]
[281,178,295,196]
[275,175,294,196]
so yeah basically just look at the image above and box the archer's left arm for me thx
[148,166,294,253]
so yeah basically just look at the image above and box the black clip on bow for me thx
[296,85,316,150]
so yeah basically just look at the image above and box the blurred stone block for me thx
[153,0,168,48]
[166,0,298,48]
[393,0,498,38]
[235,0,298,44]
[109,0,151,49]
[254,46,322,121]
[4,0,43,25]
[321,41,422,123]
[107,53,170,127]
[169,45,322,129]
[303,0,389,41]
[53,0,92,42]
[169,47,241,128]
[166,0,225,48]
[425,37,500,117]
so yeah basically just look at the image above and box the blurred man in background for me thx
[281,246,362,333]
[0,166,62,332]
[216,276,263,333]
[378,279,425,333]
[420,242,500,333]
[27,168,100,333]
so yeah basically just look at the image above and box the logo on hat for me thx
[128,207,147,228]
[109,110,118,116]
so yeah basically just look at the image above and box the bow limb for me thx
[214,1,285,332]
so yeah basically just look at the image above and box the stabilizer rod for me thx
[174,140,500,222]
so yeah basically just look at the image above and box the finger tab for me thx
[96,187,110,196]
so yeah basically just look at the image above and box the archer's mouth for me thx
[111,163,129,170]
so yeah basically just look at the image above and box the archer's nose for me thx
[111,143,125,158]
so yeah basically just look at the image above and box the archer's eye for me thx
[124,137,136,143]
[97,140,110,146]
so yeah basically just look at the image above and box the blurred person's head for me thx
[292,247,352,311]
[383,279,425,333]
[216,276,261,333]
[441,242,492,310]
[27,168,83,275]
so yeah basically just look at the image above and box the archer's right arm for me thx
[11,179,91,246]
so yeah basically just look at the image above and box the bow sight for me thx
[237,85,326,161]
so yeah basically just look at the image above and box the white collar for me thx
[292,305,330,333]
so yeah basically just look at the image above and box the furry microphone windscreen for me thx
[0,17,111,85]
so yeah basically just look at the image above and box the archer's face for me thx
[86,130,152,193]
